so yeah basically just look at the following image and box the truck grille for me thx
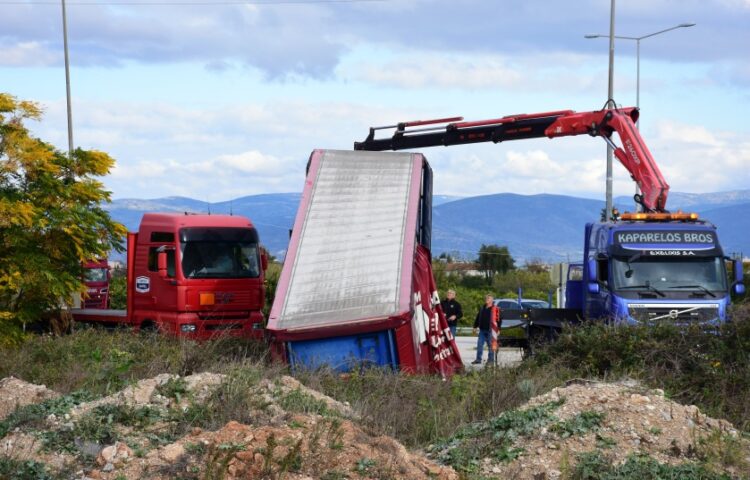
[628,304,719,323]
[198,311,250,321]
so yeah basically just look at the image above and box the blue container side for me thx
[287,330,399,373]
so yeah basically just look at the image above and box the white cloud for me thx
[502,150,566,178]
[0,41,57,66]
[654,120,723,147]
[351,55,524,90]
[24,97,750,203]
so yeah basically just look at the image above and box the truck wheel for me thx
[524,326,559,359]
[140,321,157,335]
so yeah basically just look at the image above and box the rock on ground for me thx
[0,376,59,421]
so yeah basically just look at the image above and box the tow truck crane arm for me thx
[354,106,670,213]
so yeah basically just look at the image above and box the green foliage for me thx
[571,451,732,480]
[533,305,750,432]
[40,404,162,455]
[263,261,282,319]
[156,377,189,402]
[431,399,564,473]
[204,442,247,480]
[354,457,376,474]
[550,411,605,438]
[276,387,334,417]
[477,244,515,283]
[0,93,126,340]
[108,266,127,310]
[492,268,554,299]
[0,390,94,438]
[0,328,268,397]
[696,430,750,474]
[0,457,57,480]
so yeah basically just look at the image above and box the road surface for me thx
[454,335,523,370]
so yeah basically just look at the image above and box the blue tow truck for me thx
[354,105,746,347]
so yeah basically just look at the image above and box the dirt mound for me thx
[111,416,455,479]
[0,376,59,421]
[0,374,455,479]
[430,379,750,479]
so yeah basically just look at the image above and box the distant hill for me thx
[107,190,749,263]
[431,193,598,262]
[615,189,750,214]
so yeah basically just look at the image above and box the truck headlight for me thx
[180,324,197,333]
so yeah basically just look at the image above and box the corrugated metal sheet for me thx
[276,150,417,330]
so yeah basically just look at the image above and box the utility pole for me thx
[585,23,695,213]
[62,0,81,310]
[62,0,74,159]
[605,0,616,221]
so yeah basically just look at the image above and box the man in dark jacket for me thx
[440,289,463,339]
[472,294,498,364]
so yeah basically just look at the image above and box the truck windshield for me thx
[180,227,260,279]
[612,256,727,293]
[84,268,108,283]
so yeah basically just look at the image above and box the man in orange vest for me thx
[472,294,500,365]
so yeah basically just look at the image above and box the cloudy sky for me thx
[2,0,749,202]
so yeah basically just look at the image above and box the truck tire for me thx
[140,321,158,334]
[524,326,559,358]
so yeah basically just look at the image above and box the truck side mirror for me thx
[734,259,744,283]
[586,258,600,294]
[586,258,597,283]
[157,251,168,278]
[733,283,746,296]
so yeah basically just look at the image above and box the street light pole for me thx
[585,22,695,214]
[605,0,616,222]
[62,0,74,159]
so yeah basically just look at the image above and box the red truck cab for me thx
[83,258,110,309]
[74,213,267,339]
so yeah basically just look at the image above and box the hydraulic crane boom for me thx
[354,106,670,212]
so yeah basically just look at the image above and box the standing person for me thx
[472,294,498,365]
[440,289,463,339]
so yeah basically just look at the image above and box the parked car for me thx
[494,298,550,310]
[521,299,551,309]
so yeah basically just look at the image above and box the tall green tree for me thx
[0,93,126,341]
[476,244,515,283]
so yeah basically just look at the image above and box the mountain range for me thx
[105,189,750,263]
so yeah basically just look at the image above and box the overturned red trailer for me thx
[266,149,462,376]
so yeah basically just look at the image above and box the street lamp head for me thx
[679,23,696,28]
[584,34,602,39]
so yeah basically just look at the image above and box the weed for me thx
[533,306,750,432]
[277,388,332,417]
[355,457,376,474]
[431,399,564,473]
[326,418,345,450]
[156,377,189,403]
[184,441,207,455]
[595,433,617,449]
[550,410,605,438]
[648,426,662,435]
[696,430,750,475]
[0,457,56,480]
[0,390,94,438]
[0,329,269,398]
[258,434,279,477]
[40,403,164,456]
[321,470,350,480]
[571,451,732,480]
[203,442,246,480]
